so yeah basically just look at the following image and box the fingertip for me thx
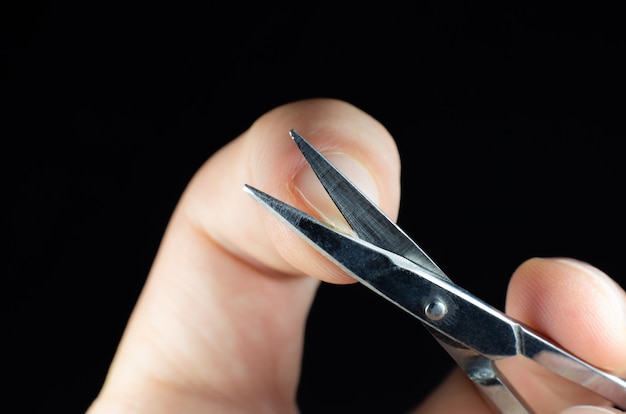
[506,257,626,372]
[195,98,402,283]
[248,98,400,219]
[257,99,401,283]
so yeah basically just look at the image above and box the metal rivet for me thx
[424,300,447,321]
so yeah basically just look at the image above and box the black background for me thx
[3,2,624,413]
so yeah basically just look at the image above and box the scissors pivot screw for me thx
[424,299,448,321]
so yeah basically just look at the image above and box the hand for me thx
[86,98,626,413]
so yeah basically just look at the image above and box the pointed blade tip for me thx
[289,129,308,146]
[242,183,254,195]
[242,184,266,203]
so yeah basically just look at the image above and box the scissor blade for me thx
[243,184,521,358]
[289,129,449,281]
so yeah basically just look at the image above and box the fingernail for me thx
[559,405,621,414]
[293,153,379,231]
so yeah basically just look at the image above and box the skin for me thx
[86,98,626,413]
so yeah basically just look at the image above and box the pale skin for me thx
[87,99,626,413]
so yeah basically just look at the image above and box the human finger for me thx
[86,98,401,413]
[503,257,626,412]
[412,257,626,413]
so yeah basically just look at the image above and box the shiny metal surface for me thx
[243,130,626,412]
[289,130,447,280]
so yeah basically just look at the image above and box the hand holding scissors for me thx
[88,99,626,413]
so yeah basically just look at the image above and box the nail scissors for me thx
[243,130,626,413]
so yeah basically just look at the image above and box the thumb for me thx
[87,98,401,413]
